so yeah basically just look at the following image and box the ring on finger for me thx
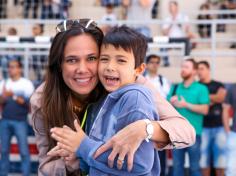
[117,157,124,164]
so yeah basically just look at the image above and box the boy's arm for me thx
[82,110,156,175]
[51,110,157,175]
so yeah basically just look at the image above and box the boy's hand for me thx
[50,120,86,153]
[63,151,80,171]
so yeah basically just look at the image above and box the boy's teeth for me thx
[106,77,118,81]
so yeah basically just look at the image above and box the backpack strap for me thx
[159,75,163,87]
[172,84,178,96]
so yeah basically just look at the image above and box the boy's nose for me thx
[106,62,115,72]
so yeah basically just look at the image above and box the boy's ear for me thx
[135,63,146,75]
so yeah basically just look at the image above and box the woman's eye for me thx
[88,56,97,61]
[66,58,77,63]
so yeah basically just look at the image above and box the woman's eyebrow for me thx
[87,53,97,56]
[64,55,78,59]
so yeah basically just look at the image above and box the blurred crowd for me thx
[0,0,72,19]
[0,0,236,175]
[0,0,236,39]
[0,52,236,175]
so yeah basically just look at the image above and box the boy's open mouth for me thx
[104,75,120,85]
[104,75,119,81]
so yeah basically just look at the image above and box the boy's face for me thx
[98,44,137,92]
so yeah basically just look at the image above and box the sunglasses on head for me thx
[56,19,98,33]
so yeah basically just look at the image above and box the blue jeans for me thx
[200,127,227,168]
[0,119,30,176]
[173,135,201,176]
[226,131,236,176]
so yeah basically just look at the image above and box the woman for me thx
[30,19,195,175]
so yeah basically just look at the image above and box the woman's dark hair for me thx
[102,25,148,68]
[34,23,104,149]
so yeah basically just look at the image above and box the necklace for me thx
[72,105,89,129]
[73,105,83,113]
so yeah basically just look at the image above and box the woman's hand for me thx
[47,145,70,157]
[47,145,80,171]
[93,120,147,171]
[50,120,86,153]
[64,152,80,171]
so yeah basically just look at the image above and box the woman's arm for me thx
[30,87,80,175]
[139,75,196,148]
[32,109,68,175]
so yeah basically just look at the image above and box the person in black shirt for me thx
[197,61,227,176]
[223,83,236,175]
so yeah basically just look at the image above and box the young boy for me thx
[50,26,160,175]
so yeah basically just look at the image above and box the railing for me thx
[0,37,187,79]
[1,17,236,78]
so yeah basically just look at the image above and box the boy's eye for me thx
[100,57,109,62]
[117,59,126,63]
[88,56,97,61]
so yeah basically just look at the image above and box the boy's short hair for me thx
[198,60,210,69]
[146,54,161,63]
[102,25,147,68]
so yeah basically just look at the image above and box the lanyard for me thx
[81,105,89,129]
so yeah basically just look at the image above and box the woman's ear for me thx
[135,63,146,75]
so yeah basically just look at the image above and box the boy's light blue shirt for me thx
[77,83,160,176]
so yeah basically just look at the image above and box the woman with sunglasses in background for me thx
[30,19,195,175]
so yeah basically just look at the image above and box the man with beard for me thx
[168,58,210,176]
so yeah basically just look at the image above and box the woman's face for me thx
[62,34,99,99]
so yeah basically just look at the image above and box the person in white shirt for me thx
[122,0,155,37]
[162,1,191,38]
[0,59,34,176]
[145,54,171,98]
[101,3,117,34]
[161,1,195,67]
[144,54,171,176]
